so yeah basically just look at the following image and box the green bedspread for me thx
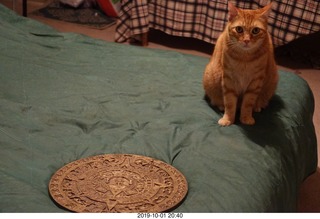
[0,4,317,212]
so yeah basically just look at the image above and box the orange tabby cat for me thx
[203,2,278,126]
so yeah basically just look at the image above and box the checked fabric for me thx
[115,0,320,47]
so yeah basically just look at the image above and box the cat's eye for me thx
[251,27,261,34]
[235,26,244,33]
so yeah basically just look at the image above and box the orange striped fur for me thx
[203,2,278,126]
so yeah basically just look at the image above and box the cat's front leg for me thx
[240,91,260,125]
[240,108,255,125]
[218,93,237,126]
[239,73,265,125]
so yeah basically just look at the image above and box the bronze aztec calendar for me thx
[49,154,188,212]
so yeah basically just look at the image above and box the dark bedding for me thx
[0,4,317,212]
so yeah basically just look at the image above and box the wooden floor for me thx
[1,0,320,212]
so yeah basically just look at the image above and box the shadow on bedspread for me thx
[0,4,317,212]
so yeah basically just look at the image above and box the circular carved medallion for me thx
[49,154,188,212]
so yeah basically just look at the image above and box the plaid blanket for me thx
[115,0,320,47]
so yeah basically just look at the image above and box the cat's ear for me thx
[260,3,273,19]
[228,2,239,21]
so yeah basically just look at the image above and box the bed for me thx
[0,4,318,212]
[115,0,320,47]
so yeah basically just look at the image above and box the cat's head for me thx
[227,3,272,51]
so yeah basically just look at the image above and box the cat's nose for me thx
[243,34,250,44]
[243,39,250,48]
[243,40,250,45]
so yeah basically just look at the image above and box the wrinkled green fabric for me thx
[0,4,317,212]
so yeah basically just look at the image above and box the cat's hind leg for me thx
[253,91,272,112]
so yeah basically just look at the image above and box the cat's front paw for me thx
[218,118,233,126]
[240,116,255,125]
